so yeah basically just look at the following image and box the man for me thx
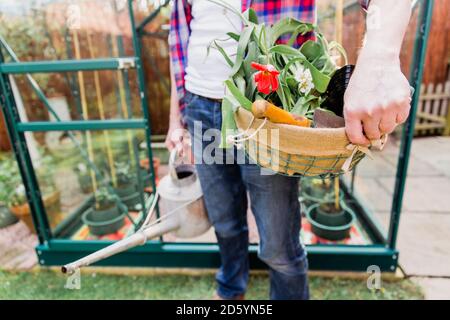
[166,0,412,300]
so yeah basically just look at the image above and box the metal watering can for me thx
[157,149,210,238]
[62,150,210,274]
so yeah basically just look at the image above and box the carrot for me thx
[251,100,311,127]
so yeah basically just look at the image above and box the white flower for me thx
[293,66,314,95]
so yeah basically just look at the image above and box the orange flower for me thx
[251,62,280,95]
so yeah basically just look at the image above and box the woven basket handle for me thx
[342,134,388,172]
[369,134,388,151]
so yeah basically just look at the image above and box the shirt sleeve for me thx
[169,0,192,109]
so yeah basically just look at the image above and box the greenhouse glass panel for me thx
[0,0,434,272]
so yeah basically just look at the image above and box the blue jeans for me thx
[181,91,309,300]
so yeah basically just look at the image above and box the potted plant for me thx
[305,177,355,241]
[74,163,93,194]
[82,187,127,236]
[0,166,19,228]
[0,201,18,229]
[114,162,142,211]
[9,185,35,232]
[35,153,62,228]
[1,152,60,232]
[9,182,62,232]
[300,177,343,208]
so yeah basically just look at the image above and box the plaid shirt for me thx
[169,0,369,109]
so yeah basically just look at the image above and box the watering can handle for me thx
[169,149,180,181]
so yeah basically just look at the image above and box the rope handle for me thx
[226,113,267,148]
[342,134,388,172]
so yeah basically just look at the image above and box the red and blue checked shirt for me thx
[169,0,370,109]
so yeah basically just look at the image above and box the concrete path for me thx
[353,136,450,299]
[0,221,37,270]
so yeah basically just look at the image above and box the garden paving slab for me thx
[377,176,450,213]
[0,222,38,270]
[396,213,450,277]
[411,277,450,300]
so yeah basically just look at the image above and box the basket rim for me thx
[234,108,354,157]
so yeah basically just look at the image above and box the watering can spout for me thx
[61,216,180,274]
[61,150,210,273]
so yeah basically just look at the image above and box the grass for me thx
[0,268,423,300]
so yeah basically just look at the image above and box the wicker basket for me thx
[233,108,370,178]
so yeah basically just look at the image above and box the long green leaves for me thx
[224,79,252,111]
[230,25,255,75]
[206,6,347,148]
[271,18,315,45]
[220,97,238,148]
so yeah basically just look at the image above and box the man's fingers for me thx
[379,106,398,134]
[379,116,397,135]
[362,116,382,140]
[395,97,412,124]
[345,118,370,145]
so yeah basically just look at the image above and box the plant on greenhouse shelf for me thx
[305,177,355,241]
[83,187,126,236]
[3,151,62,232]
[0,155,21,204]
[0,158,20,228]
[114,162,142,211]
[94,187,118,211]
[300,177,344,208]
[115,162,134,187]
[74,163,93,194]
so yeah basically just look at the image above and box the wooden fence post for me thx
[415,81,450,136]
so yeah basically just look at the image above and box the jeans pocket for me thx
[183,91,199,110]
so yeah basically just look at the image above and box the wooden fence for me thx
[415,82,450,136]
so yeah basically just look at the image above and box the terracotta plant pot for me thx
[0,203,18,228]
[140,157,160,178]
[10,190,61,233]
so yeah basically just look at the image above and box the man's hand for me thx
[343,0,412,145]
[165,117,187,154]
[344,50,412,145]
[166,58,190,156]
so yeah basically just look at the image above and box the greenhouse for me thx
[0,0,437,277]
[0,1,432,271]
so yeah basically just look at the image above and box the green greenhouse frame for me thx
[0,0,433,272]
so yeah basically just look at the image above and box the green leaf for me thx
[300,40,324,62]
[291,95,319,116]
[303,59,331,93]
[230,25,255,75]
[234,74,246,95]
[220,97,238,148]
[226,32,240,42]
[243,41,259,80]
[212,40,234,67]
[243,8,259,24]
[328,40,348,65]
[269,44,305,57]
[276,82,288,110]
[225,79,253,111]
[271,18,315,45]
